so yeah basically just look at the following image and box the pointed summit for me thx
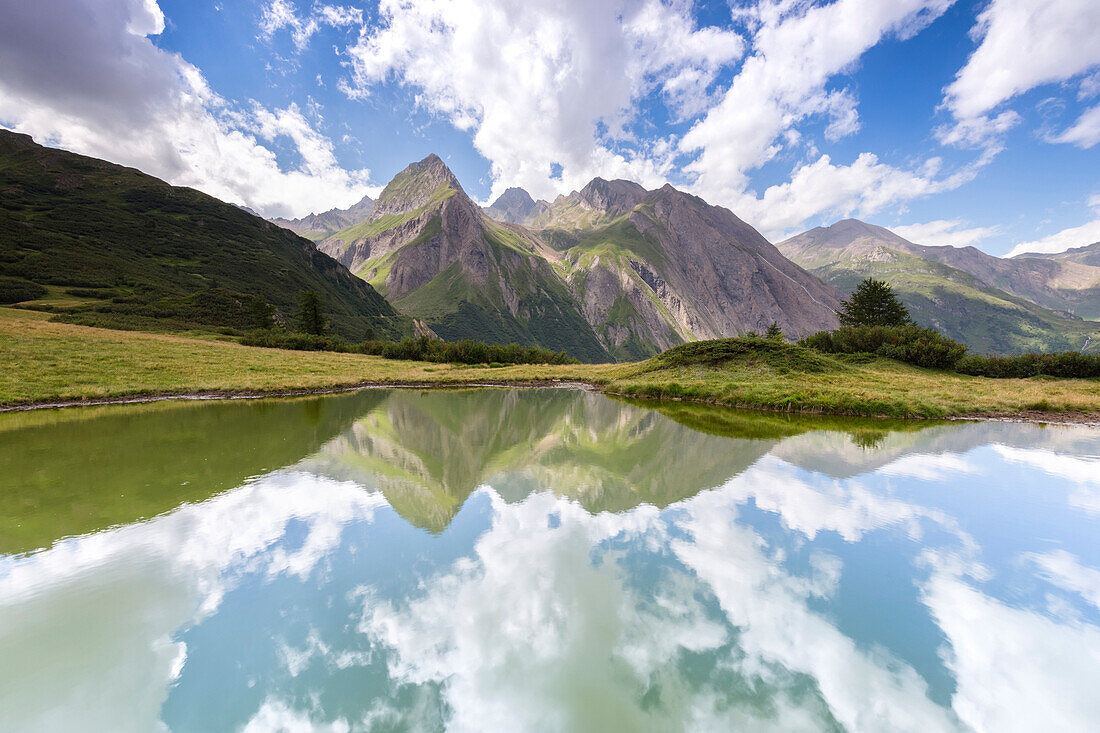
[484,186,549,225]
[370,153,464,222]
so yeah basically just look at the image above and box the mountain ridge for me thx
[319,156,841,361]
[271,194,375,242]
[0,130,407,341]
[778,219,1100,354]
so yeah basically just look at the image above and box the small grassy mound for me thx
[647,336,840,374]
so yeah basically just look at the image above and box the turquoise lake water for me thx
[1,388,1099,731]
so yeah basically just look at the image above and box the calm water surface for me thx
[2,388,1099,732]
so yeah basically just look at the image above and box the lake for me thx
[2,388,1099,732]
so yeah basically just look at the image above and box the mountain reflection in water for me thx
[1,388,1099,732]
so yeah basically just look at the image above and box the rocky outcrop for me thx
[552,183,841,357]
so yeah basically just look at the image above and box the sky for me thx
[0,0,1098,257]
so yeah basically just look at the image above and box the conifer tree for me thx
[837,278,912,327]
[296,291,327,335]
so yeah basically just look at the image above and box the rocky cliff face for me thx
[778,219,1100,354]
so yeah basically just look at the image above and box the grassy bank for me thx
[3,308,1100,419]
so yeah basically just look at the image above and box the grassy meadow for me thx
[4,306,1100,419]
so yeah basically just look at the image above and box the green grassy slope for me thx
[392,230,612,362]
[0,131,408,341]
[807,249,1099,355]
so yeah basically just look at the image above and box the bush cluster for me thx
[240,331,354,352]
[360,336,578,365]
[800,325,968,370]
[955,352,1100,379]
[240,332,578,365]
[0,276,47,304]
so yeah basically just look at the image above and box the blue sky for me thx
[1,0,1098,256]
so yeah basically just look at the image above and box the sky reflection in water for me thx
[1,388,1099,732]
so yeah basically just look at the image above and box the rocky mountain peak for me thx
[576,177,647,216]
[369,153,465,222]
[484,187,550,225]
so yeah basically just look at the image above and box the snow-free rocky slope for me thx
[321,155,841,361]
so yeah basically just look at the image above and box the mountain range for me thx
[314,154,840,361]
[779,220,1100,354]
[3,128,1095,360]
[270,194,376,242]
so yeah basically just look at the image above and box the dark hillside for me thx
[0,130,407,341]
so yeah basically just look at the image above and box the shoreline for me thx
[4,379,1098,427]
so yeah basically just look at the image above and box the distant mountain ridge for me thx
[778,219,1100,354]
[271,194,375,242]
[1024,241,1100,268]
[318,157,841,361]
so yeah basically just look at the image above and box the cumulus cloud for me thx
[0,471,387,732]
[343,0,743,202]
[943,0,1100,120]
[681,0,952,204]
[890,220,1000,248]
[922,560,1100,732]
[0,0,377,218]
[940,0,1100,156]
[731,152,976,239]
[1006,194,1100,257]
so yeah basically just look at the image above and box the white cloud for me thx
[922,562,1100,732]
[1047,103,1100,148]
[681,0,953,205]
[890,220,1000,248]
[730,152,976,239]
[988,445,1100,512]
[939,0,1100,159]
[1007,219,1100,257]
[1025,550,1100,611]
[258,1,363,52]
[343,0,743,203]
[0,471,386,732]
[672,487,962,732]
[0,0,376,218]
[934,110,1021,160]
[241,697,352,733]
[943,0,1100,120]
